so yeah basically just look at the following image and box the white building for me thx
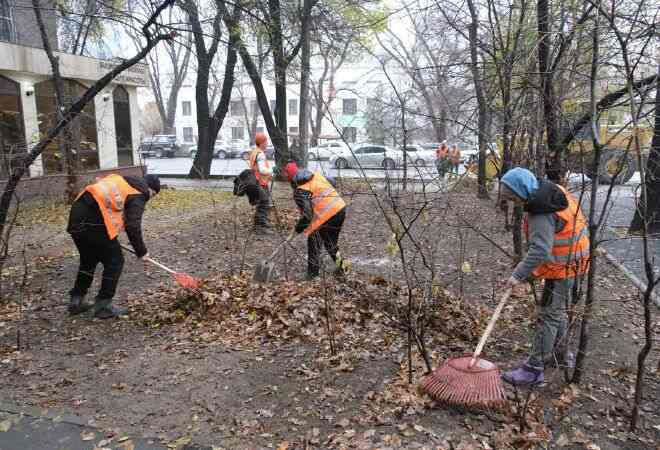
[172,63,393,148]
[0,0,148,184]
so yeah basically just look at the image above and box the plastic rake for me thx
[120,244,202,293]
[420,288,512,410]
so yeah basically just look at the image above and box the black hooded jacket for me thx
[67,175,151,257]
[291,169,340,233]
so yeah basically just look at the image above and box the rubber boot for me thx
[93,297,128,319]
[68,294,92,315]
[502,362,544,386]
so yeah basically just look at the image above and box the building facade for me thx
[0,0,147,185]
[171,65,387,149]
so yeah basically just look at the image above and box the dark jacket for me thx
[233,169,262,205]
[67,176,151,257]
[513,180,569,281]
[291,169,340,233]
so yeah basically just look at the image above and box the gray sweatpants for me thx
[529,277,574,367]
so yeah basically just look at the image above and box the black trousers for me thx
[254,185,271,227]
[307,208,346,276]
[69,229,124,300]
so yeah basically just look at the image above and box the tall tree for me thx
[182,0,239,178]
[127,1,192,134]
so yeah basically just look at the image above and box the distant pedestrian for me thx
[248,132,273,234]
[450,144,461,177]
[435,142,449,179]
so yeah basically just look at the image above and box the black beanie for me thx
[144,174,161,193]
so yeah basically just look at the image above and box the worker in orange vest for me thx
[283,161,347,280]
[67,174,161,318]
[435,142,449,179]
[450,144,461,177]
[248,132,274,234]
[499,168,590,386]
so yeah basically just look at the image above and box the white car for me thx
[399,145,437,166]
[308,141,349,160]
[329,143,403,169]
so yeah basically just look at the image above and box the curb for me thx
[0,401,89,427]
[600,245,660,308]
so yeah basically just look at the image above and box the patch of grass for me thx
[12,189,232,227]
[14,200,69,227]
[148,188,232,211]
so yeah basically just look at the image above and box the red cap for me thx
[255,132,267,146]
[283,161,298,182]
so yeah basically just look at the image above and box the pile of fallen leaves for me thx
[129,272,510,361]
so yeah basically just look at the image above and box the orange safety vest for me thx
[298,172,346,236]
[249,148,272,187]
[77,174,141,240]
[524,185,590,279]
[451,147,461,164]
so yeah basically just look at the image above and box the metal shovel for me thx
[253,231,297,282]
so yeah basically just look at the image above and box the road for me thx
[144,156,457,180]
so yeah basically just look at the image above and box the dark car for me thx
[139,135,179,158]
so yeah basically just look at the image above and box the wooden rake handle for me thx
[469,288,512,368]
[120,244,177,275]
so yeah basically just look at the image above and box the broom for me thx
[420,288,512,409]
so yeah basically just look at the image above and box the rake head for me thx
[420,356,507,410]
[174,272,202,291]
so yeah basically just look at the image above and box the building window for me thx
[231,127,244,140]
[250,100,258,115]
[35,79,99,174]
[289,127,299,135]
[0,0,14,42]
[230,100,244,117]
[0,75,24,179]
[343,98,357,115]
[288,98,298,116]
[113,86,133,166]
[182,101,191,116]
[256,127,264,134]
[342,127,357,143]
[183,127,194,143]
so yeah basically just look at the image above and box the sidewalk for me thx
[0,403,211,450]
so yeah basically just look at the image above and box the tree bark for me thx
[297,0,313,166]
[466,0,490,198]
[629,68,660,235]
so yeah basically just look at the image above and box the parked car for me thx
[139,135,179,158]
[188,142,232,159]
[329,143,403,170]
[308,141,349,160]
[399,144,436,166]
[227,139,250,159]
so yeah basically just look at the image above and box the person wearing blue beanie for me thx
[498,167,590,386]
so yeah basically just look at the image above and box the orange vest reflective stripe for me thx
[77,174,141,240]
[298,172,346,236]
[249,148,271,187]
[524,185,591,279]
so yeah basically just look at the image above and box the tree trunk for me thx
[467,0,490,199]
[269,0,290,167]
[538,0,562,182]
[630,68,660,235]
[297,0,313,167]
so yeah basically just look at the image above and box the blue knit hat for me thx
[501,167,538,200]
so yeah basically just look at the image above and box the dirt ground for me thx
[0,180,658,450]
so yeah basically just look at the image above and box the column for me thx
[19,80,43,177]
[127,86,141,166]
[95,88,118,169]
